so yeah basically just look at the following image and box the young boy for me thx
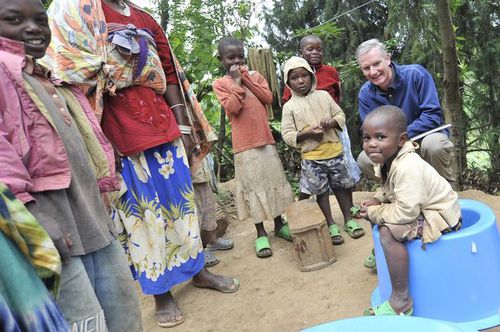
[0,0,142,330]
[282,35,341,104]
[281,56,364,245]
[360,106,461,316]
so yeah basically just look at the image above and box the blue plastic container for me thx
[302,316,478,332]
[371,199,500,330]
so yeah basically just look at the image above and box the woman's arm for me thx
[163,86,194,160]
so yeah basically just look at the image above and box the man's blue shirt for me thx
[358,63,445,138]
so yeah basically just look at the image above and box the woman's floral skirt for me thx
[113,139,204,295]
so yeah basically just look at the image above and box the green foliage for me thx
[454,0,499,184]
[263,0,498,192]
[157,0,256,181]
[41,0,497,191]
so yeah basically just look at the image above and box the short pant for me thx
[383,215,462,242]
[300,155,355,195]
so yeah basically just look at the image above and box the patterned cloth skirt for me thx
[234,144,294,224]
[112,139,204,295]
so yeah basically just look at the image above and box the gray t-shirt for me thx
[24,72,115,256]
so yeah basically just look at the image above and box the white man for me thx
[356,38,454,184]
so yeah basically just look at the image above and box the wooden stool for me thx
[286,199,336,272]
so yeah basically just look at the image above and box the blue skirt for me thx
[113,140,204,295]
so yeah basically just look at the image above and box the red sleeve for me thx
[213,78,245,117]
[326,66,341,103]
[143,13,178,86]
[282,86,292,104]
[151,18,179,85]
[241,71,273,105]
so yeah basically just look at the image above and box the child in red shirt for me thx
[282,35,341,104]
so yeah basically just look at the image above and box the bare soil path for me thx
[138,190,500,332]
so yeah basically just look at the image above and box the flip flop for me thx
[255,236,272,258]
[344,219,365,239]
[364,248,376,269]
[275,223,293,242]
[206,238,234,251]
[364,300,413,316]
[350,206,362,218]
[204,250,220,267]
[193,278,240,294]
[328,224,344,245]
[156,311,185,328]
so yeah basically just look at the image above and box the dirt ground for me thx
[138,189,500,332]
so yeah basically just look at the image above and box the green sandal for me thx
[344,219,365,239]
[364,300,413,316]
[364,248,376,269]
[328,224,344,245]
[350,206,361,219]
[255,236,272,258]
[275,223,293,242]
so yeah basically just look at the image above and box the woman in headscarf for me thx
[43,0,239,328]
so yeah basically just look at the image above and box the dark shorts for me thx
[300,155,355,195]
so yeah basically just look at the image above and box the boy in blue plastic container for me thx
[359,105,461,316]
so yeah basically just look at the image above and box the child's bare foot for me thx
[154,292,184,328]
[192,268,240,293]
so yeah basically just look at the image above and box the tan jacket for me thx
[281,57,345,153]
[368,141,461,243]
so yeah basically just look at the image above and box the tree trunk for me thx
[436,0,466,189]
[216,0,227,181]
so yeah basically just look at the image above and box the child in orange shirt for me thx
[213,37,294,258]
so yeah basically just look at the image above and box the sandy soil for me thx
[138,190,500,332]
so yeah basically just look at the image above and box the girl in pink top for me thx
[213,37,294,258]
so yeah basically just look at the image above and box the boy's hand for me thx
[320,118,337,130]
[360,198,381,208]
[239,65,249,75]
[359,209,369,220]
[358,198,382,221]
[229,64,242,84]
[304,125,324,141]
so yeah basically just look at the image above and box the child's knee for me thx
[379,225,398,245]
